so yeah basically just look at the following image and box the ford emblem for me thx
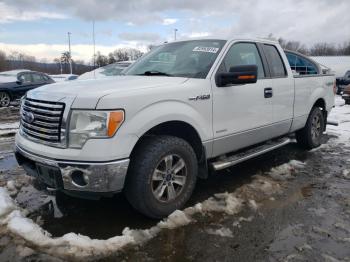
[25,112,35,123]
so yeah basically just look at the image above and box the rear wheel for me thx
[125,136,198,218]
[0,92,11,107]
[296,107,325,149]
[345,100,350,105]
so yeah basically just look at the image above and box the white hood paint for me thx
[27,76,188,109]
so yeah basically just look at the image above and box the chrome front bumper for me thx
[15,145,130,193]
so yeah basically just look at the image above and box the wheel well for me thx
[132,121,204,161]
[313,98,326,111]
[313,98,327,130]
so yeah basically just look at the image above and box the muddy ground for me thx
[0,99,349,262]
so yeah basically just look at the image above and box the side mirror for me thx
[16,80,23,85]
[216,65,258,87]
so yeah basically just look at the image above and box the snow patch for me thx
[206,227,233,238]
[327,96,350,144]
[0,188,17,218]
[0,122,19,136]
[268,160,304,181]
[342,170,350,179]
[248,199,258,211]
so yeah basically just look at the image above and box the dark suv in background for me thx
[0,70,54,107]
[336,70,350,95]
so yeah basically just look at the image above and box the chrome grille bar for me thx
[20,98,65,143]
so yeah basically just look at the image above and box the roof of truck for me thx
[170,36,279,44]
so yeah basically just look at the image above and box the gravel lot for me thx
[0,97,349,262]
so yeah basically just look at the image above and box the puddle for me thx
[0,154,18,172]
[301,184,314,197]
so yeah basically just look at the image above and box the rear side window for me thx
[286,52,319,75]
[220,42,265,78]
[32,73,45,82]
[263,45,286,77]
[42,74,50,81]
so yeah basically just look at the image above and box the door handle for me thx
[264,87,273,98]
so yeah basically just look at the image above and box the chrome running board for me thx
[211,138,292,171]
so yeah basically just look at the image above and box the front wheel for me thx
[296,107,325,149]
[125,136,198,218]
[0,92,11,107]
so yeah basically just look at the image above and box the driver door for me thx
[211,42,273,156]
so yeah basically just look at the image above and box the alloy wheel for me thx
[151,154,187,203]
[0,92,10,107]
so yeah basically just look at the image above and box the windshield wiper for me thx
[137,71,173,77]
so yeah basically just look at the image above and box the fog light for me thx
[71,170,88,187]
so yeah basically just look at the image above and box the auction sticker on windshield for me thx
[193,46,219,53]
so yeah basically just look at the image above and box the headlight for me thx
[68,110,124,148]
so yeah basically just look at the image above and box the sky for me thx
[0,0,349,63]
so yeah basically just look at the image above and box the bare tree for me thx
[278,38,308,55]
[95,52,109,67]
[309,43,337,56]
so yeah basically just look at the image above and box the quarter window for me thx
[286,52,319,75]
[220,43,265,78]
[263,45,287,77]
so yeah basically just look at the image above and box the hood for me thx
[27,76,188,108]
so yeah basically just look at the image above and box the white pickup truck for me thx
[15,38,335,218]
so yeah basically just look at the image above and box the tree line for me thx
[0,47,144,75]
[277,37,350,56]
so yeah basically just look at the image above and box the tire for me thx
[345,100,350,105]
[125,135,198,218]
[0,91,11,107]
[296,107,325,149]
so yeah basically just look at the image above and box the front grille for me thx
[20,98,65,143]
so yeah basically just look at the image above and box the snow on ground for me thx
[0,159,304,260]
[1,96,348,260]
[327,96,350,143]
[206,227,233,238]
[0,122,19,136]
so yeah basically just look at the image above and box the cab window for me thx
[220,42,265,78]
[263,45,287,77]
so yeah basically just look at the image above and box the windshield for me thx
[100,63,127,76]
[124,40,226,79]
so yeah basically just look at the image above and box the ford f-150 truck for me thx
[15,38,335,218]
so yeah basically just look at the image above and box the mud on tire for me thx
[125,135,198,219]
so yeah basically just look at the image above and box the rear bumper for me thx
[15,144,130,194]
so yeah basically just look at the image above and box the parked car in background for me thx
[342,84,350,104]
[0,70,54,107]
[50,74,78,82]
[336,70,350,95]
[78,61,134,80]
[15,38,335,218]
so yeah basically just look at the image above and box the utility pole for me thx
[68,32,73,74]
[92,20,96,70]
[174,28,178,41]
